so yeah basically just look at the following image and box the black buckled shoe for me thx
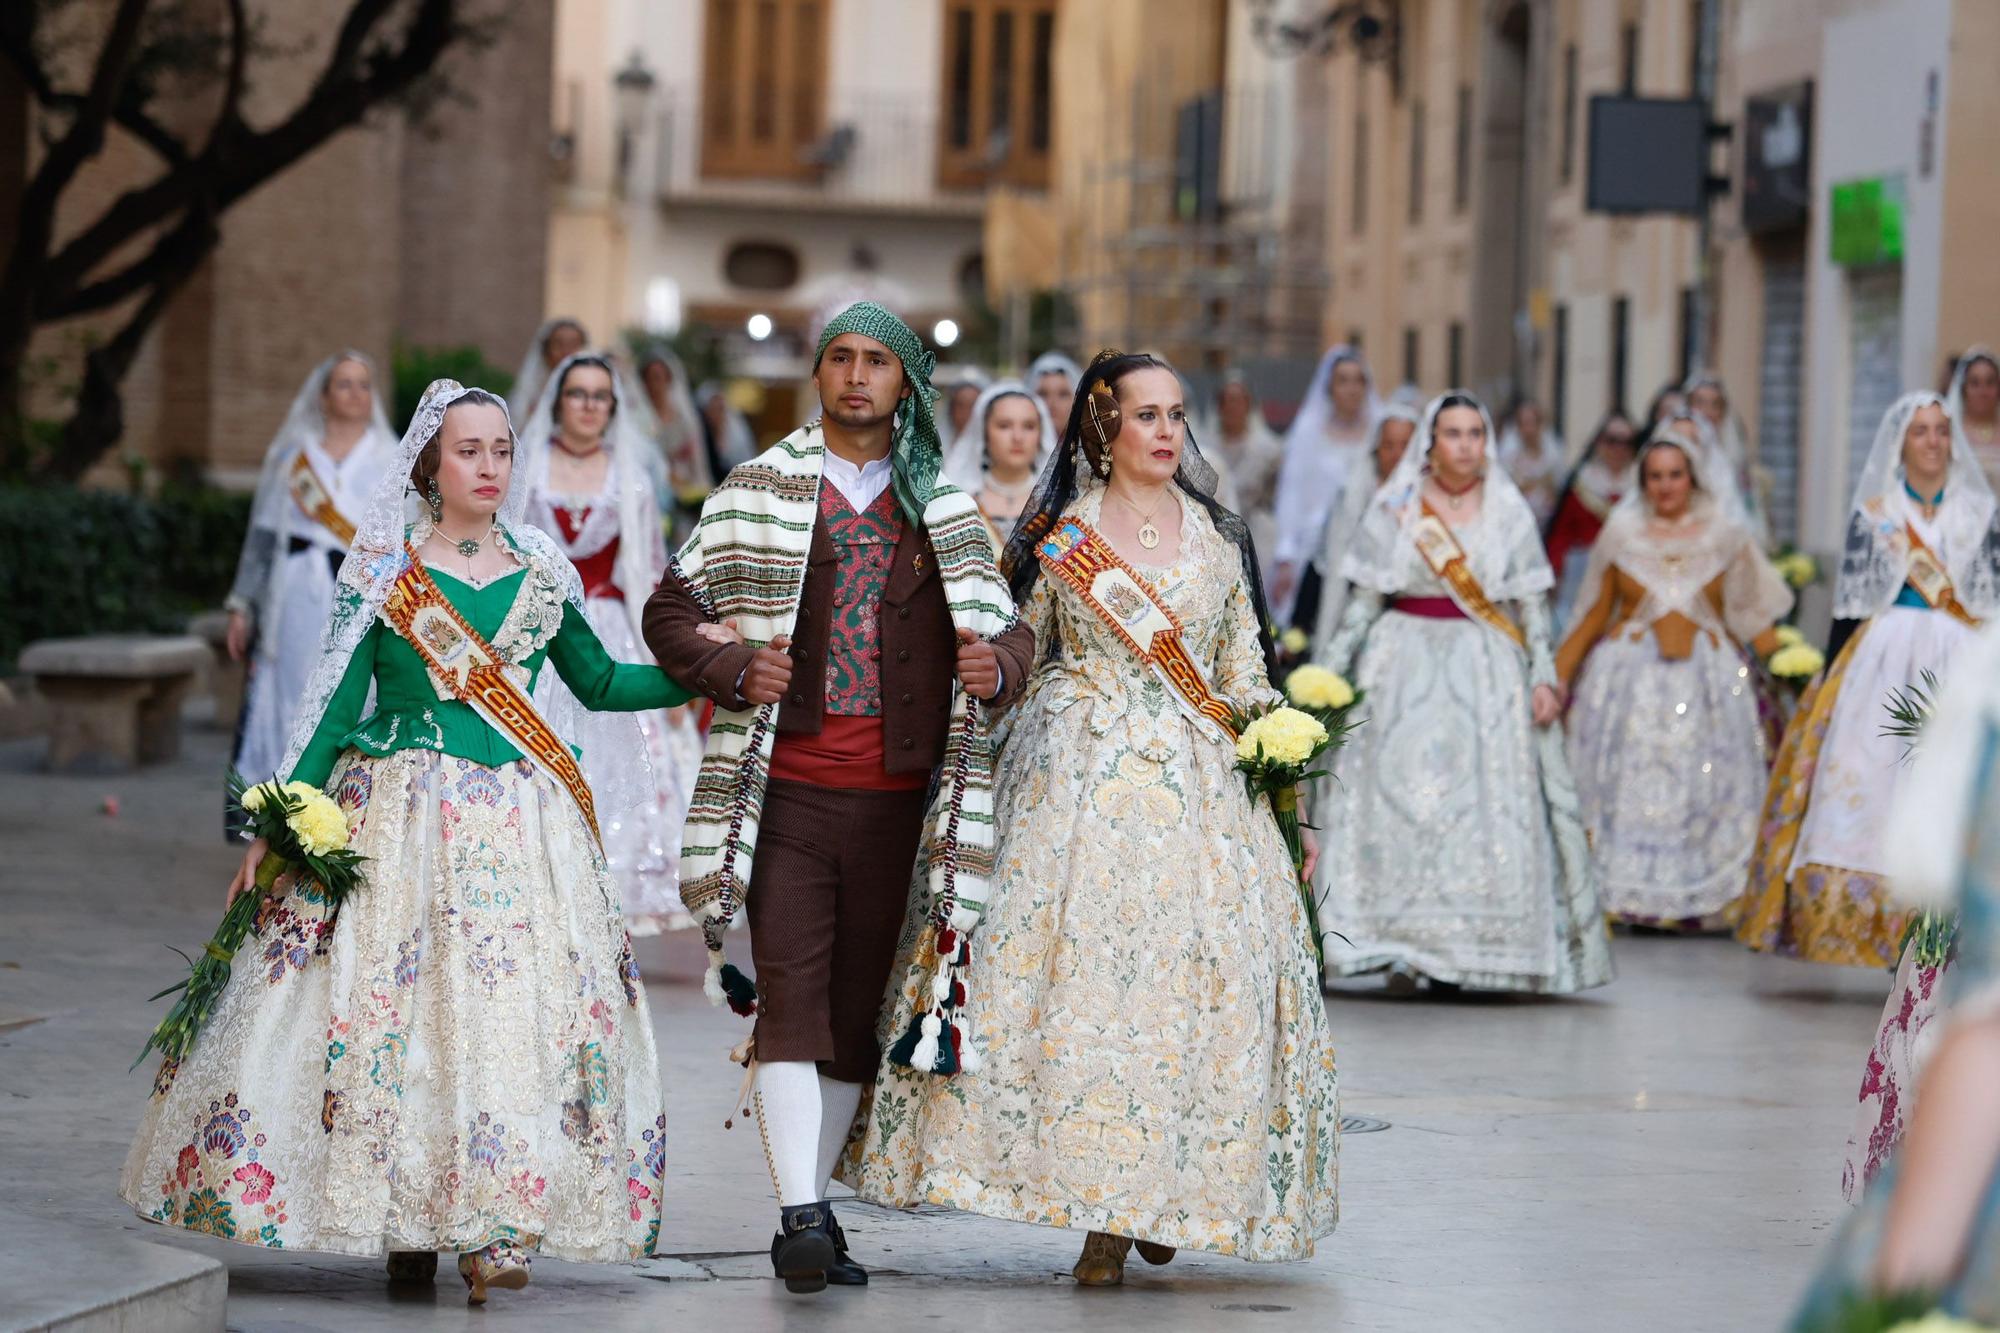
[770,1202,837,1294]
[823,1207,868,1286]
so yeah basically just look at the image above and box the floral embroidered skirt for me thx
[1315,613,1613,992]
[121,748,667,1261]
[1734,610,1968,967]
[1567,633,1771,928]
[842,690,1340,1261]
[1841,940,1949,1202]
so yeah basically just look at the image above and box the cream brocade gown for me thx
[844,491,1340,1261]
[1314,522,1613,993]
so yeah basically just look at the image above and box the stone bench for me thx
[17,635,211,771]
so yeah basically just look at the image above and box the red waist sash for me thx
[1389,596,1468,620]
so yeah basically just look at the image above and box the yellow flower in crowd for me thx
[1285,665,1356,711]
[1774,551,1818,588]
[1773,624,1806,647]
[1768,643,1826,680]
[287,793,351,857]
[1236,707,1329,767]
[1279,627,1309,654]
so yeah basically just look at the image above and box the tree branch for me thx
[36,0,459,310]
[200,0,249,155]
[47,202,218,482]
[321,0,401,95]
[26,0,154,204]
[43,90,191,167]
[42,203,215,319]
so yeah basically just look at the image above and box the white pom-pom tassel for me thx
[702,960,726,1007]
[910,1012,943,1073]
[957,1032,982,1075]
[931,971,954,1005]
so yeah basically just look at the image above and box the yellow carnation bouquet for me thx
[1769,641,1827,691]
[134,772,368,1071]
[1773,545,1821,590]
[1230,666,1366,963]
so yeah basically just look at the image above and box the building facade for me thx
[1307,0,1702,435]
[549,0,1047,428]
[1712,0,2000,581]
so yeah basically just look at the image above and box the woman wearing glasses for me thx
[520,352,705,933]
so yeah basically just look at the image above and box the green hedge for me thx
[392,341,514,431]
[0,484,250,671]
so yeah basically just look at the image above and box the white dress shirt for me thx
[824,450,895,511]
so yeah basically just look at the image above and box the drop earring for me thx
[426,476,443,521]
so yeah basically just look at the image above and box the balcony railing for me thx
[652,88,1037,215]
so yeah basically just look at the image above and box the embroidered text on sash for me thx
[1037,517,1238,741]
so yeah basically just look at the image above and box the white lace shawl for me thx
[1340,393,1554,605]
[516,351,669,645]
[224,352,398,646]
[939,380,1057,494]
[277,379,653,821]
[1835,390,2000,620]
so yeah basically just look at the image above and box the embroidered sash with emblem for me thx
[1036,516,1237,741]
[382,547,602,845]
[1409,499,1527,649]
[289,452,357,546]
[1903,522,1982,627]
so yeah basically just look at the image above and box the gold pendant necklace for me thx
[1117,490,1169,549]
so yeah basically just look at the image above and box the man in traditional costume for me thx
[642,303,1034,1295]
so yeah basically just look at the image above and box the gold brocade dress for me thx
[842,491,1340,1260]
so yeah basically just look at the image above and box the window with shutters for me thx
[939,0,1057,190]
[701,0,829,182]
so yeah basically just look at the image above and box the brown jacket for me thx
[641,507,1035,774]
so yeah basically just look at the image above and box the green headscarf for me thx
[813,301,943,529]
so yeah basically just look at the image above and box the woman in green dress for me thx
[122,381,731,1303]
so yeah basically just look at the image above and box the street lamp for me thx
[613,48,656,187]
[932,319,960,349]
[746,313,773,342]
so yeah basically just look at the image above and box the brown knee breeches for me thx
[744,779,929,1082]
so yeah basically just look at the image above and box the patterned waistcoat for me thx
[820,481,904,717]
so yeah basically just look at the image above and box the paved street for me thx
[0,713,1891,1332]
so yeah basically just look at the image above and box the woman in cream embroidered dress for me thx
[1557,418,1793,928]
[224,353,398,792]
[1735,392,2000,968]
[122,382,727,1303]
[521,352,705,934]
[1312,393,1614,995]
[845,352,1339,1283]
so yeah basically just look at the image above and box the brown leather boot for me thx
[1072,1230,1133,1286]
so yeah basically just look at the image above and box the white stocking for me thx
[816,1076,864,1198]
[754,1061,823,1208]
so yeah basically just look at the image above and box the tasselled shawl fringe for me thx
[670,423,1013,1077]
